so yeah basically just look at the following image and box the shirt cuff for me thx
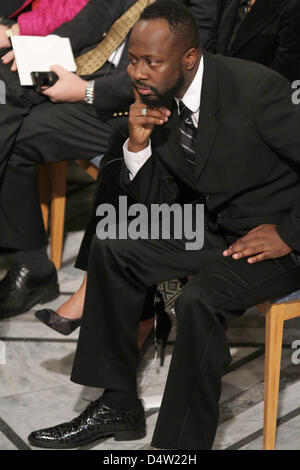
[123,139,152,180]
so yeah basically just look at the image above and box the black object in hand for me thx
[31,71,59,91]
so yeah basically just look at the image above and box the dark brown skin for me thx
[223,224,291,264]
[127,18,292,264]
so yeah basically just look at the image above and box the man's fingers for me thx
[247,252,269,264]
[10,60,17,72]
[49,64,67,77]
[223,240,247,256]
[133,86,142,103]
[135,116,166,126]
[132,104,170,122]
[223,241,265,257]
[1,50,15,64]
[134,107,169,122]
[230,245,265,259]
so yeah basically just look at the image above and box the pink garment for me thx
[16,0,89,36]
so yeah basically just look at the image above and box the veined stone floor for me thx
[1,163,300,451]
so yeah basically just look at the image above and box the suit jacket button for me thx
[205,194,210,201]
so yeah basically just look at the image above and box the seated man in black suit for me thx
[28,0,300,450]
[205,0,300,82]
[0,0,214,319]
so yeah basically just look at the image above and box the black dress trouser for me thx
[70,213,300,449]
[0,49,125,251]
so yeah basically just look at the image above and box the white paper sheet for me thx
[11,35,77,86]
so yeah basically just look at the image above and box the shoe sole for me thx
[29,426,146,449]
[0,285,60,319]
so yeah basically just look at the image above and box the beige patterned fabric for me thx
[157,280,185,315]
[76,0,155,76]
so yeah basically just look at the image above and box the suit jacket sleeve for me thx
[254,71,300,251]
[120,149,182,206]
[94,71,134,119]
[52,0,124,54]
[271,0,300,82]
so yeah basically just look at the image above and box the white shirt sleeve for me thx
[123,139,152,180]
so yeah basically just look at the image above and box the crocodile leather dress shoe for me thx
[35,309,81,335]
[0,263,59,319]
[28,397,146,449]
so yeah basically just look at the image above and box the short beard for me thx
[137,71,185,109]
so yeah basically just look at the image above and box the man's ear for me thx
[183,48,199,71]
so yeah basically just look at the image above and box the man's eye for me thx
[147,59,160,66]
[129,58,137,65]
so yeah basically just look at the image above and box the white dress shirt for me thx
[123,56,204,180]
[108,41,126,67]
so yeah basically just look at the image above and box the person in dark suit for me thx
[0,0,29,18]
[204,0,300,82]
[0,0,215,319]
[184,0,217,46]
[28,0,300,450]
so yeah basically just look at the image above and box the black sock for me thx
[14,247,55,278]
[102,389,140,411]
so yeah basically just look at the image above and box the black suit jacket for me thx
[121,52,300,252]
[205,0,300,82]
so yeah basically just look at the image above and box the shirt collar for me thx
[175,55,203,115]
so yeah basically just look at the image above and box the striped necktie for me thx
[76,0,155,76]
[179,101,197,167]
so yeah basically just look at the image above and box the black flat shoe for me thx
[35,308,81,335]
[28,397,146,449]
[0,263,59,319]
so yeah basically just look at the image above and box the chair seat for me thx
[271,289,300,304]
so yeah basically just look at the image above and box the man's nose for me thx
[133,61,148,81]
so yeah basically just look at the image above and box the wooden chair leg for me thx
[50,162,68,270]
[75,159,98,181]
[38,163,51,232]
[263,304,284,450]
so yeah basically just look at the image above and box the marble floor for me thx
[1,163,300,451]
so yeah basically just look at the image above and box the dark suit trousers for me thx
[70,225,300,449]
[0,50,124,250]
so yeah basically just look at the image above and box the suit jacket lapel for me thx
[195,52,220,182]
[152,102,196,184]
[229,0,285,55]
[153,53,220,185]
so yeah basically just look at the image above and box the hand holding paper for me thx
[11,35,77,86]
[40,65,87,103]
